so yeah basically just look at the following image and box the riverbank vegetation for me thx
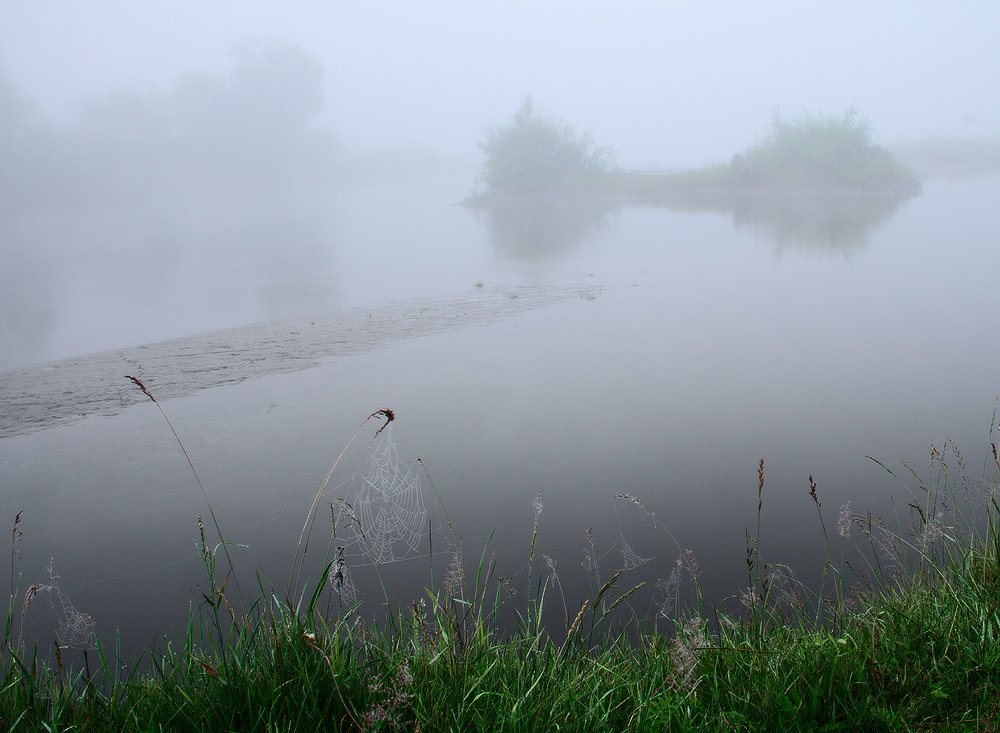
[476,96,617,196]
[2,396,999,730]
[469,102,922,207]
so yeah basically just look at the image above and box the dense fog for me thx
[2,2,999,364]
[2,2,998,182]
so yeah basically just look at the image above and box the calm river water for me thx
[1,169,998,661]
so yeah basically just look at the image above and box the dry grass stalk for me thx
[289,409,395,599]
[125,375,241,601]
[10,510,22,598]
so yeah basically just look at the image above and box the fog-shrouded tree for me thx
[226,39,324,137]
[3,40,338,217]
[0,70,36,140]
[72,90,173,198]
[739,109,920,194]
[0,69,76,215]
[478,97,616,194]
[170,39,330,184]
[0,70,37,210]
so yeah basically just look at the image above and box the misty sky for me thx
[2,2,998,169]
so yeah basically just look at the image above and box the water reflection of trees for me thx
[0,251,54,368]
[473,190,910,261]
[475,194,619,261]
[0,189,339,369]
[657,193,910,256]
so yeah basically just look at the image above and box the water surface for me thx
[1,172,997,660]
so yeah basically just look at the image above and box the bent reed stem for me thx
[125,375,242,604]
[287,408,394,601]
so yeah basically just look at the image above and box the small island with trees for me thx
[466,97,922,207]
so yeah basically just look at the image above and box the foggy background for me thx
[2,1,998,175]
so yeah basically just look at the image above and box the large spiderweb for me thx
[333,427,427,567]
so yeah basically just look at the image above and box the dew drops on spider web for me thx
[35,561,97,651]
[331,426,428,567]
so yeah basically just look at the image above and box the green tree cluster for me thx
[478,97,616,194]
[739,109,920,193]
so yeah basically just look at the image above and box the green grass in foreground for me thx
[2,400,999,731]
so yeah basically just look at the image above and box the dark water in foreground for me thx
[1,173,998,662]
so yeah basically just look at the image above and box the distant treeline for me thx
[0,40,339,216]
[470,99,922,204]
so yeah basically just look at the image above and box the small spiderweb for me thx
[36,561,97,650]
[328,546,358,607]
[333,427,427,566]
[609,531,653,572]
[600,501,653,572]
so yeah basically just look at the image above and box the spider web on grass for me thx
[332,427,428,567]
[609,531,653,572]
[36,561,97,650]
[603,502,654,573]
[328,546,358,607]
